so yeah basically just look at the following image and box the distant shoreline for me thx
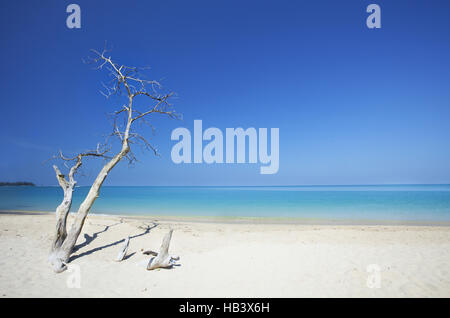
[1,209,450,226]
[0,182,35,186]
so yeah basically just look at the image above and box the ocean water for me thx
[1,185,450,221]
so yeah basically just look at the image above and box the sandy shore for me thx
[0,212,449,297]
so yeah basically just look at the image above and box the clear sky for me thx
[0,0,449,186]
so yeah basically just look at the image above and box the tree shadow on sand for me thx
[69,222,158,262]
[72,220,124,253]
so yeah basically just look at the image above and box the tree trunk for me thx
[50,146,129,273]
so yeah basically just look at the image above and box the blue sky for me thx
[0,0,449,186]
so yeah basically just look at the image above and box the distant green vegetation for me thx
[0,182,35,186]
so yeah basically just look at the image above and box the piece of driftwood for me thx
[147,229,179,270]
[115,236,130,262]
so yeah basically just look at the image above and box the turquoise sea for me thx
[1,185,450,222]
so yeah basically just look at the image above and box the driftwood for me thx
[147,229,179,270]
[115,236,130,262]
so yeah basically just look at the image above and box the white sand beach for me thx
[0,212,449,297]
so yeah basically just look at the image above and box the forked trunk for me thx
[50,146,129,273]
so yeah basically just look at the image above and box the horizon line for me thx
[27,183,450,188]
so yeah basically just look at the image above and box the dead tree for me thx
[49,47,178,273]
